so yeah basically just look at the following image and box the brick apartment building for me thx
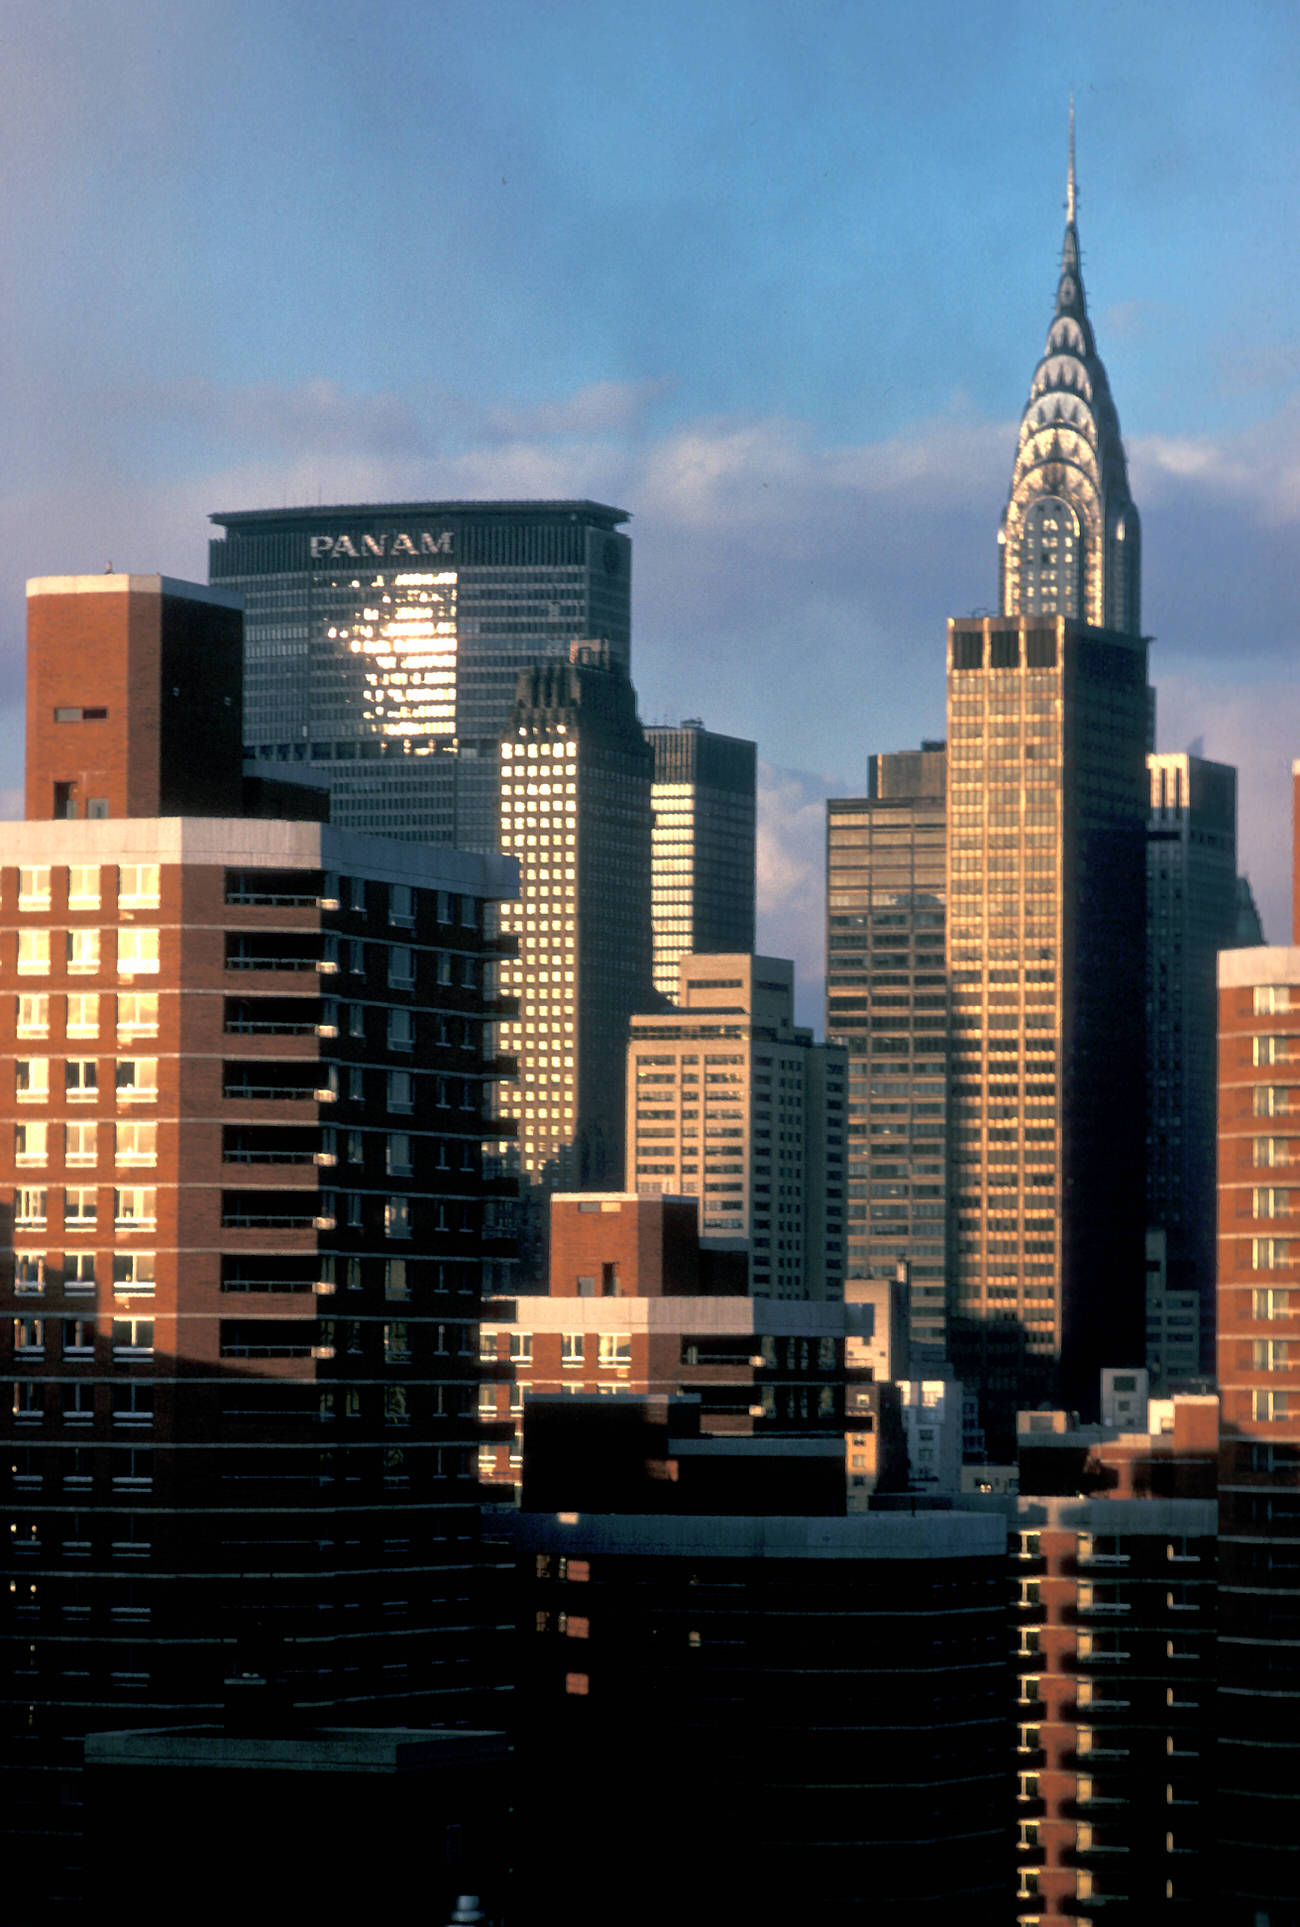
[1,574,516,1911]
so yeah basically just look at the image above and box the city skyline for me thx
[4,2,1300,1018]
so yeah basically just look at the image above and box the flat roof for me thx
[210,499,629,529]
[27,574,242,609]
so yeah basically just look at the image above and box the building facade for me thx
[495,643,653,1191]
[1215,940,1300,1926]
[0,575,515,1911]
[827,744,948,1363]
[1146,752,1241,1386]
[645,720,756,1000]
[209,500,631,853]
[627,954,846,1300]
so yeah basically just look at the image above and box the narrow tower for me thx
[998,108,1141,637]
[946,122,1151,1444]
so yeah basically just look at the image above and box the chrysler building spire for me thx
[998,112,1141,636]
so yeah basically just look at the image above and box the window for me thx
[66,1122,97,1164]
[66,993,99,1037]
[68,866,100,909]
[118,865,160,909]
[112,1318,154,1357]
[65,1253,96,1294]
[63,1320,95,1358]
[383,1322,410,1362]
[1254,1288,1293,1319]
[17,995,49,1038]
[113,1253,155,1295]
[115,1188,157,1228]
[14,1254,45,1295]
[112,1383,153,1424]
[388,946,415,989]
[18,868,51,910]
[387,1070,413,1113]
[384,1259,408,1300]
[116,994,157,1039]
[389,884,414,926]
[117,929,159,976]
[66,1059,98,1100]
[479,1329,500,1362]
[1254,1389,1290,1421]
[509,1331,533,1364]
[14,1188,47,1227]
[116,1059,157,1101]
[65,1187,97,1226]
[15,1122,47,1165]
[67,929,100,974]
[387,1007,414,1051]
[386,1134,412,1176]
[15,1059,49,1102]
[115,1122,156,1166]
[598,1333,632,1367]
[17,931,50,975]
[384,1197,412,1240]
[13,1318,45,1355]
[562,1333,584,1365]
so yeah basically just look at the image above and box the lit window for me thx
[562,1333,584,1365]
[112,1253,155,1295]
[18,868,51,910]
[65,1060,98,1100]
[118,866,160,909]
[66,994,99,1038]
[14,1122,47,1165]
[65,1123,98,1165]
[17,995,49,1038]
[115,1187,157,1227]
[116,1060,158,1101]
[14,1254,45,1295]
[14,1188,47,1227]
[384,1197,411,1240]
[117,929,160,976]
[597,1334,632,1367]
[15,1060,50,1102]
[17,931,50,975]
[64,1188,97,1226]
[116,995,158,1039]
[68,866,100,909]
[67,928,100,974]
[115,1122,156,1166]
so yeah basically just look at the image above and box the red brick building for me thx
[1,574,516,1911]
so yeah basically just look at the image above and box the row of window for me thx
[15,1059,156,1100]
[12,865,159,910]
[13,1188,156,1228]
[16,1121,155,1163]
[16,929,160,974]
[13,1317,153,1356]
[14,1252,152,1294]
[16,993,156,1038]
[482,1330,631,1366]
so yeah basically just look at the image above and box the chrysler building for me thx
[997,109,1141,637]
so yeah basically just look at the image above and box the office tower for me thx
[1,574,514,1910]
[209,500,631,853]
[496,643,653,1191]
[645,720,756,999]
[626,953,846,1299]
[945,135,1151,1443]
[1215,940,1300,1924]
[1145,754,1241,1387]
[827,744,948,1362]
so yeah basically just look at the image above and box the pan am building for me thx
[209,500,631,854]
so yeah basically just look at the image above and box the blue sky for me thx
[3,0,1299,1012]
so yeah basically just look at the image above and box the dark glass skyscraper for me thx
[209,500,631,854]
